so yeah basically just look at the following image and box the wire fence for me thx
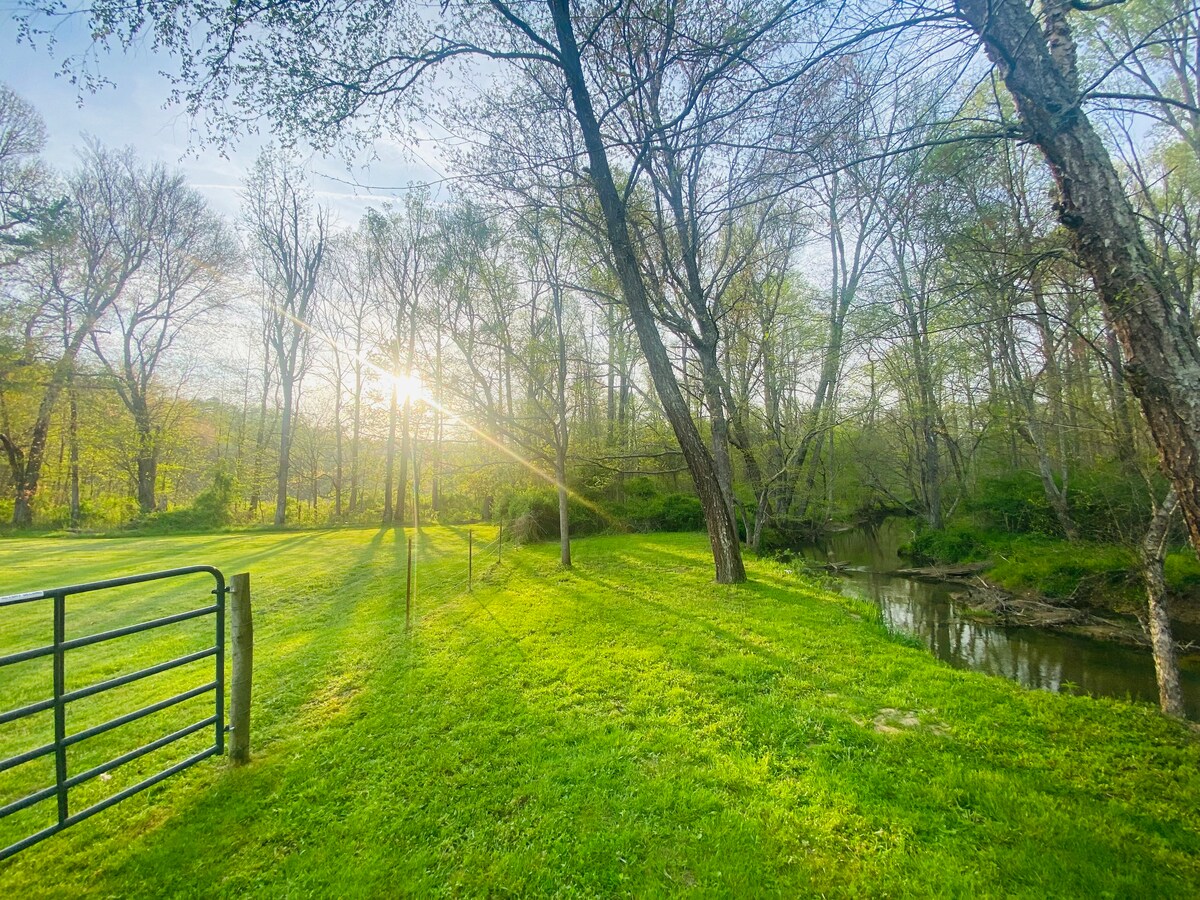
[400,524,507,631]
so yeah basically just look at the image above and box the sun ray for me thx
[252,291,619,527]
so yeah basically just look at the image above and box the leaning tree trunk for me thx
[2,341,90,526]
[555,286,572,569]
[960,0,1200,556]
[549,0,744,583]
[4,392,60,527]
[1142,489,1186,718]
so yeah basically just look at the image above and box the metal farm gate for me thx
[0,566,231,862]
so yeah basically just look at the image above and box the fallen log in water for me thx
[891,562,989,580]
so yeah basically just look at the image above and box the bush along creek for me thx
[786,516,1200,720]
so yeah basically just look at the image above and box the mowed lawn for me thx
[1,528,1199,897]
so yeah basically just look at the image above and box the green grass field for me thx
[1,527,1199,897]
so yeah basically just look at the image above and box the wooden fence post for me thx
[406,536,414,631]
[229,572,252,765]
[468,529,473,592]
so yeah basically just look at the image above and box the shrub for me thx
[654,494,705,531]
[191,469,236,527]
[973,467,1164,542]
[987,538,1137,603]
[621,491,705,533]
[1065,468,1158,543]
[431,493,476,525]
[500,488,605,543]
[901,525,987,565]
[499,484,704,543]
[624,476,658,502]
[971,473,1059,536]
[137,468,236,532]
[1164,551,1200,595]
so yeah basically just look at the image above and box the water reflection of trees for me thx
[856,573,1171,706]
[805,522,1199,715]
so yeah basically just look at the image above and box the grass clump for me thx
[0,529,1198,897]
[904,520,1200,608]
[902,524,990,565]
[987,538,1139,601]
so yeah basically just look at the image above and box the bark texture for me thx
[1142,489,1185,718]
[958,0,1200,554]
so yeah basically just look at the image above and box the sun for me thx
[386,372,426,404]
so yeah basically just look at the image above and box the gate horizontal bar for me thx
[0,696,55,727]
[0,744,220,864]
[0,741,56,776]
[62,606,218,653]
[0,782,58,820]
[0,642,54,668]
[66,715,217,791]
[0,717,218,821]
[35,566,224,599]
[62,681,216,749]
[0,590,46,608]
[62,647,218,705]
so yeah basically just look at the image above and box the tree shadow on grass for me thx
[7,533,1200,897]
[34,550,759,896]
[1,530,418,887]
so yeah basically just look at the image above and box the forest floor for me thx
[1,528,1199,897]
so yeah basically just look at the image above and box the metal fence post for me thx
[406,536,414,630]
[229,573,252,765]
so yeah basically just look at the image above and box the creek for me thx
[794,518,1200,719]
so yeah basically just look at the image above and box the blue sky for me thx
[0,11,443,225]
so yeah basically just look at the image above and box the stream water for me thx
[795,518,1200,719]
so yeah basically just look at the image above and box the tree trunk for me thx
[383,382,397,524]
[555,282,572,569]
[133,404,157,516]
[397,400,410,526]
[248,353,271,513]
[410,408,420,531]
[1142,489,1186,718]
[1104,328,1139,473]
[697,341,739,534]
[274,375,294,526]
[68,384,81,528]
[557,447,571,569]
[431,333,443,515]
[2,334,94,527]
[333,373,344,519]
[998,314,1079,541]
[960,0,1200,555]
[549,0,744,583]
[606,306,617,445]
[350,362,363,514]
